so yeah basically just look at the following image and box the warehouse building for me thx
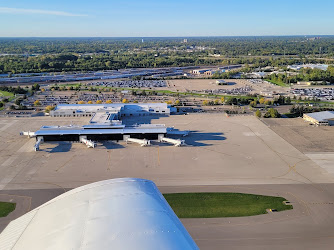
[303,111,334,126]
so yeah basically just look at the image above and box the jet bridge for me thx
[158,135,185,147]
[79,136,97,148]
[20,131,36,138]
[34,137,43,151]
[124,135,151,147]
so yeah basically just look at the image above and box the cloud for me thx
[0,7,87,17]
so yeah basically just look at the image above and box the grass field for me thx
[56,84,252,100]
[0,202,16,217]
[164,193,293,218]
[267,79,290,87]
[0,90,14,98]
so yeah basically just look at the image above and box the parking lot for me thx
[86,80,167,88]
[290,87,334,101]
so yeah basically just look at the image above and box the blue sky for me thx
[0,0,333,37]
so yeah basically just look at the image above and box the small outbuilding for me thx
[303,111,334,126]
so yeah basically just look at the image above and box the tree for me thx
[220,97,225,103]
[264,108,281,118]
[249,101,257,108]
[122,98,129,103]
[264,100,272,106]
[96,100,102,104]
[32,83,40,91]
[105,61,112,68]
[174,100,180,105]
[166,100,172,105]
[259,98,265,104]
[214,99,220,105]
[87,101,93,104]
[133,100,138,103]
[45,105,55,113]
[255,110,262,118]
[106,100,112,104]
[202,100,209,106]
[78,101,85,104]
[15,98,23,106]
[34,100,41,106]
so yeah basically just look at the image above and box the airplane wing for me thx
[0,178,199,250]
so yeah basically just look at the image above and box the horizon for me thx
[1,35,334,39]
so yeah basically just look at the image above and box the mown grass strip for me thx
[164,193,293,218]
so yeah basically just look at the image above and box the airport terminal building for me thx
[21,103,187,150]
[37,103,172,141]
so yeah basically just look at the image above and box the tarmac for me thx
[0,114,333,249]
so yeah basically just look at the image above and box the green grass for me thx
[0,202,16,217]
[0,90,14,97]
[267,79,290,87]
[55,84,251,100]
[163,193,293,218]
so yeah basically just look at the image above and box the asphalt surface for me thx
[0,114,333,249]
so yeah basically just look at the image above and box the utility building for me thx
[303,111,334,126]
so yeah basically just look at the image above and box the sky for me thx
[0,0,334,37]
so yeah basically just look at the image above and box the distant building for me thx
[245,72,269,79]
[216,80,228,85]
[303,111,334,126]
[219,65,242,71]
[204,70,216,76]
[288,64,329,71]
[192,69,210,75]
